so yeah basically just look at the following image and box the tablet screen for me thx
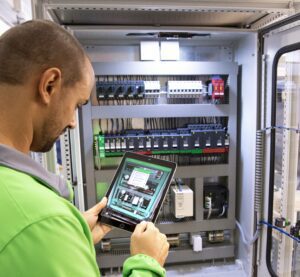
[99,152,176,231]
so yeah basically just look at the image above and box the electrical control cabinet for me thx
[83,60,238,269]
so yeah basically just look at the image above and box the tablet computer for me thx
[98,152,177,232]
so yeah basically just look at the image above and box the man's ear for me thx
[38,68,62,105]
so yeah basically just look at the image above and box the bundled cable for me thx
[236,220,260,246]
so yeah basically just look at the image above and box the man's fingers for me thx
[101,223,112,234]
[133,221,148,235]
[145,222,156,231]
[92,223,112,244]
[90,197,107,214]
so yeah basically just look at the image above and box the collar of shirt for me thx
[0,144,72,201]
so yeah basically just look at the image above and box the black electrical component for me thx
[107,85,115,99]
[141,199,150,209]
[126,85,135,98]
[124,193,133,203]
[96,81,145,100]
[290,221,300,238]
[203,184,228,218]
[274,217,290,228]
[137,83,145,97]
[116,85,125,98]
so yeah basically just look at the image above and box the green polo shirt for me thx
[0,145,166,277]
[0,166,100,276]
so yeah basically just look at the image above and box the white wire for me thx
[236,220,260,246]
[207,208,212,220]
[205,196,212,220]
[218,205,226,217]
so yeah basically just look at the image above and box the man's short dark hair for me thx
[0,20,86,87]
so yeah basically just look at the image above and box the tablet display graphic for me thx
[106,157,172,222]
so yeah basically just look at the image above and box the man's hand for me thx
[130,221,169,267]
[82,197,112,244]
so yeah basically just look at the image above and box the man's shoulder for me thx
[0,166,83,252]
[0,166,75,217]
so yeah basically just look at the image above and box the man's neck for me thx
[0,86,33,154]
[0,115,32,153]
[0,134,31,154]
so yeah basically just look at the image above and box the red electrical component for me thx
[211,77,225,100]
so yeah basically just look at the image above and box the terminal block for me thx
[144,81,161,98]
[97,124,229,158]
[167,80,204,98]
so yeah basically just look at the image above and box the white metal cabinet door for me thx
[259,19,300,277]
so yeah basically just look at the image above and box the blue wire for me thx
[259,220,300,243]
[262,125,300,133]
[176,178,183,192]
[178,182,182,192]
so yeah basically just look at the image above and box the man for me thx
[0,20,169,276]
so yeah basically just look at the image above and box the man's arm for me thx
[123,254,166,277]
[123,222,169,277]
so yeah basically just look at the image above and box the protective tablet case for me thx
[99,152,176,232]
